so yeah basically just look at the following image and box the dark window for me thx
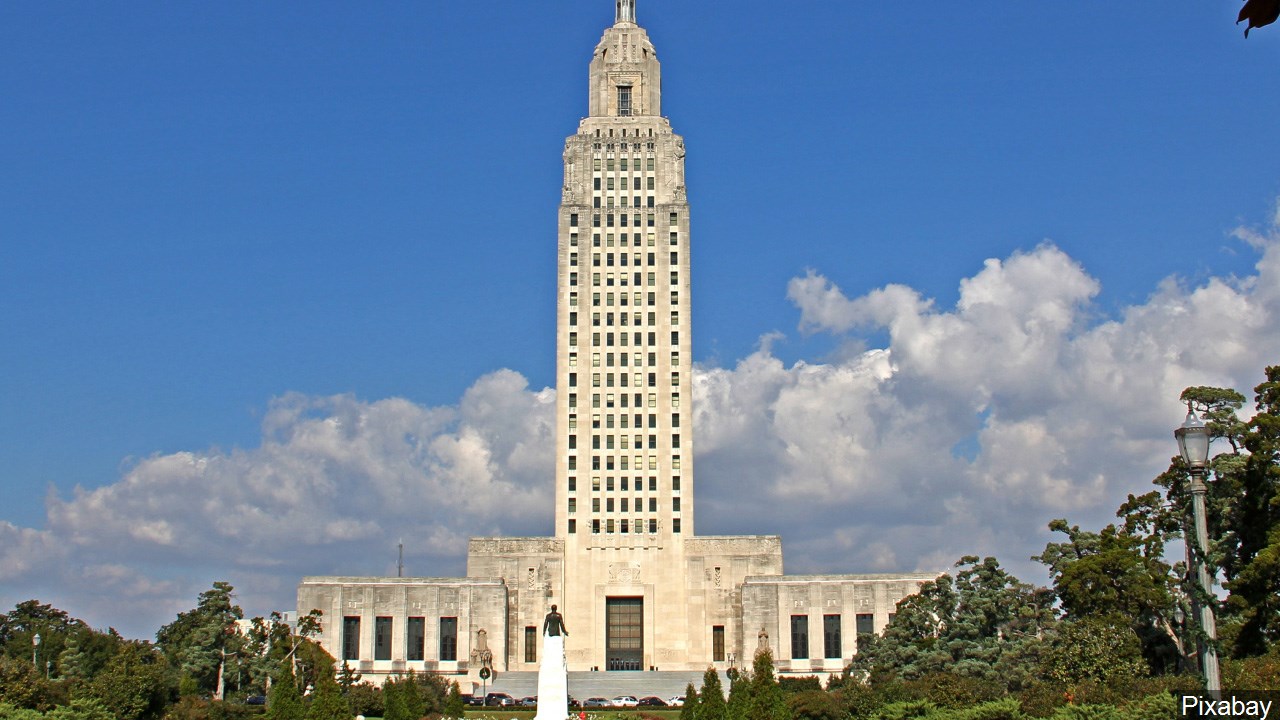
[569,519,577,534]
[342,616,360,661]
[618,86,632,116]
[606,597,643,670]
[375,617,392,661]
[713,626,725,662]
[791,615,810,660]
[856,613,874,638]
[570,213,579,226]
[408,617,425,661]
[525,626,538,663]
[823,615,842,659]
[440,617,458,661]
[673,518,681,533]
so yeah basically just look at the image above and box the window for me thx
[649,476,657,491]
[673,497,681,512]
[648,518,657,533]
[824,615,842,659]
[791,615,810,660]
[673,518,681,533]
[856,613,874,637]
[569,518,577,533]
[568,435,576,449]
[673,475,680,491]
[713,626,725,662]
[525,626,538,663]
[408,617,425,661]
[570,213,579,226]
[672,434,680,449]
[440,617,458,661]
[342,616,360,661]
[669,212,678,226]
[593,519,600,533]
[592,498,600,512]
[568,498,577,513]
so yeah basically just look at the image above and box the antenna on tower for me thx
[397,539,404,578]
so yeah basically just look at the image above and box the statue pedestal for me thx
[533,634,569,720]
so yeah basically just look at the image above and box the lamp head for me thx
[1175,406,1211,471]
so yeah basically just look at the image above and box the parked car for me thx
[612,695,640,707]
[638,696,668,706]
[463,694,485,706]
[244,696,267,706]
[666,695,686,706]
[583,697,611,707]
[520,696,538,706]
[485,692,516,706]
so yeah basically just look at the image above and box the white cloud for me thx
[3,217,1279,640]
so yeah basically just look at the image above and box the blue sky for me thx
[2,1,1279,637]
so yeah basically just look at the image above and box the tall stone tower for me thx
[553,0,697,671]
[298,2,934,684]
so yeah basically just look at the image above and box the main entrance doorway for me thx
[605,597,643,671]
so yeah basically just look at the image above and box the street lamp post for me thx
[32,633,40,672]
[1174,407,1221,699]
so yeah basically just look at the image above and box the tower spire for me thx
[616,0,635,25]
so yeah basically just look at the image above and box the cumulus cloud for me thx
[3,214,1280,639]
[0,370,555,637]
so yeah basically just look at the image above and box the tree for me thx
[80,642,168,720]
[849,557,1056,690]
[746,650,790,720]
[156,582,244,700]
[266,661,305,720]
[0,601,91,679]
[696,667,727,720]
[680,682,698,720]
[1221,367,1280,656]
[306,669,351,720]
[443,681,464,719]
[1038,616,1148,687]
[1035,517,1182,673]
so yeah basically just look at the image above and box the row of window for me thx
[564,311,679,329]
[341,616,457,663]
[593,195,654,209]
[566,475,682,492]
[566,252,679,268]
[567,517,681,534]
[567,231,681,248]
[595,176,655,191]
[568,496,680,513]
[567,370,681,388]
[566,271,682,290]
[567,454,682,472]
[568,412,676,430]
[592,155,655,171]
[565,391,681,411]
[787,614,879,661]
[570,291,680,308]
[567,330,682,349]
[568,433,682,450]
[567,351,680,369]
[568,212,680,228]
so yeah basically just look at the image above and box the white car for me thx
[611,695,639,707]
[666,696,686,707]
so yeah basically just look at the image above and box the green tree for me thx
[1220,367,1280,656]
[696,667,727,720]
[305,669,350,720]
[746,650,790,720]
[850,557,1055,690]
[680,682,698,720]
[1038,616,1148,687]
[443,681,464,719]
[265,661,305,720]
[787,690,843,720]
[80,642,168,720]
[0,601,92,680]
[156,582,245,700]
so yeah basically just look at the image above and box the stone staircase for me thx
[476,670,719,704]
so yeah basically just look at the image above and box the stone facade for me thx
[295,2,937,686]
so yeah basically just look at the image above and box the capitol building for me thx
[297,1,932,688]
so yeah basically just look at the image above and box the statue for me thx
[543,604,568,637]
[534,605,569,720]
[757,626,770,651]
